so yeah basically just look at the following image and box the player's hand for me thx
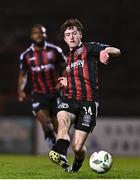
[56,77,67,91]
[18,91,27,102]
[99,50,109,64]
[58,77,67,87]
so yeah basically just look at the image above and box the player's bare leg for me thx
[49,111,75,170]
[66,130,88,173]
[36,109,56,148]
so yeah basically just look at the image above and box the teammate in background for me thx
[48,18,121,172]
[18,24,66,148]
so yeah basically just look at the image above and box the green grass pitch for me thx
[0,154,140,178]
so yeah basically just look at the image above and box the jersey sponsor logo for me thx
[58,102,69,109]
[66,59,84,72]
[31,64,55,72]
[82,114,91,127]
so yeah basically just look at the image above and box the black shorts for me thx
[57,98,99,133]
[31,92,59,116]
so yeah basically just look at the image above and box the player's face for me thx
[31,26,47,46]
[64,26,82,50]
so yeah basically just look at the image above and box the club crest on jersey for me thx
[76,47,83,55]
[46,51,55,61]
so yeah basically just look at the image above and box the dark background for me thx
[0,0,139,117]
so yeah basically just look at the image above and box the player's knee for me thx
[57,111,69,128]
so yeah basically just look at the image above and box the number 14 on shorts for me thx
[83,106,93,115]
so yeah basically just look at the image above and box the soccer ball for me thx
[89,150,113,173]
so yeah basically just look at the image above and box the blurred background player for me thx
[48,18,121,172]
[18,24,66,149]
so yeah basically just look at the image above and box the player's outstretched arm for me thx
[104,47,121,57]
[100,47,121,64]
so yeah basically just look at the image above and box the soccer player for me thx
[48,18,121,172]
[18,24,66,148]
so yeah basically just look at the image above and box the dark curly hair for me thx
[61,18,83,37]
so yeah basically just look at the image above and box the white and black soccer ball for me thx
[89,150,113,173]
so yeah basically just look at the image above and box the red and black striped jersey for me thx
[19,41,66,95]
[65,42,109,101]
